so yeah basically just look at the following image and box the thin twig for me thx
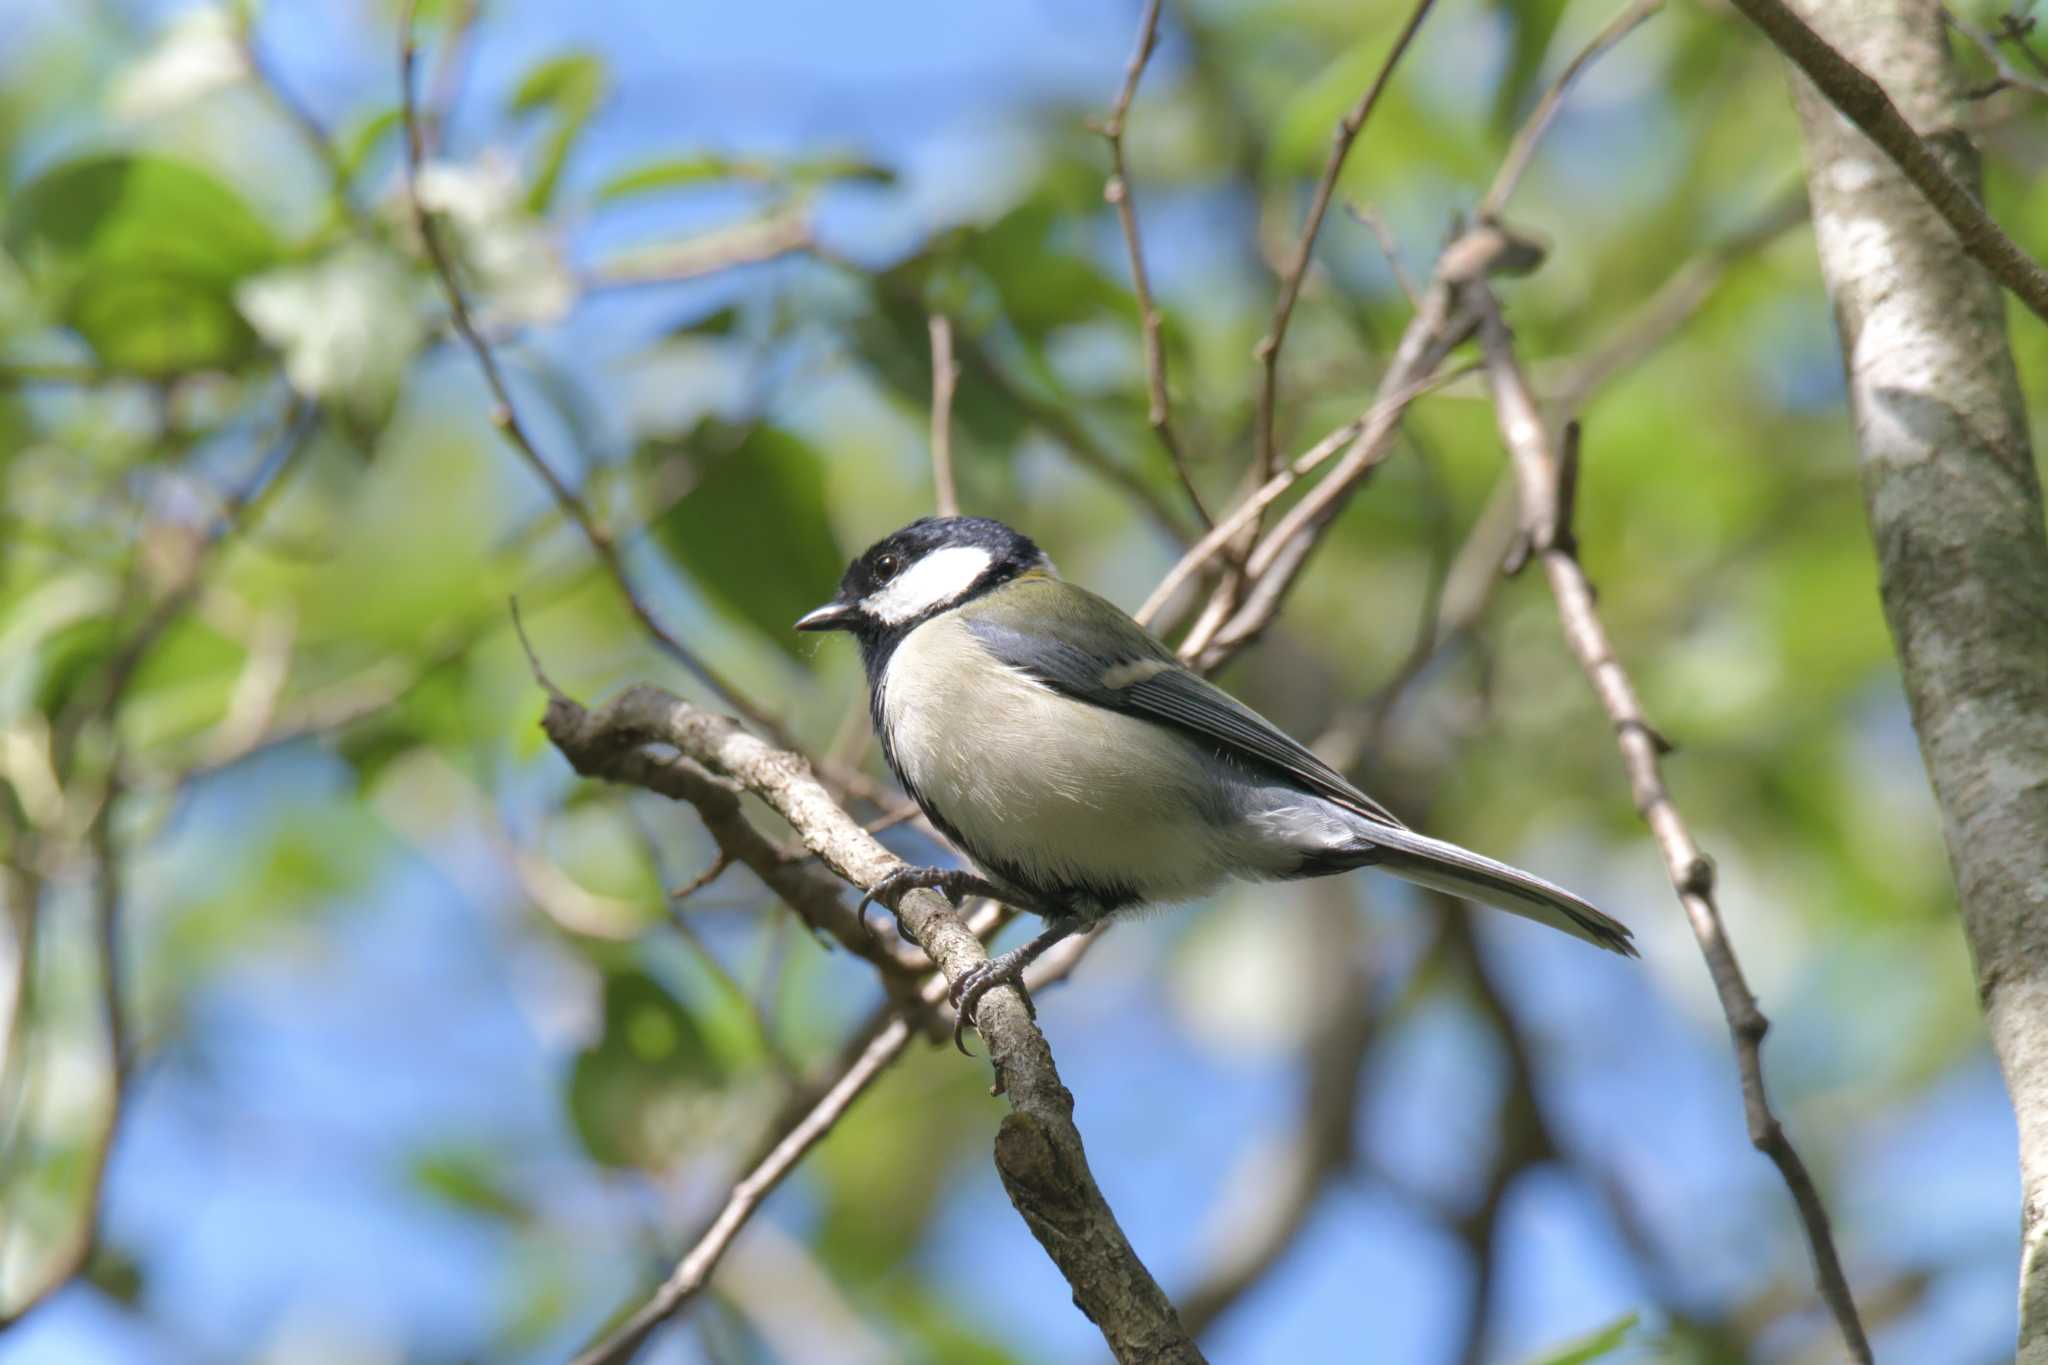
[1176,221,1552,668]
[1100,0,1212,526]
[1945,6,2048,99]
[580,212,815,292]
[1135,359,1477,627]
[1480,0,1666,219]
[398,1,780,737]
[1344,201,1420,306]
[419,0,478,157]
[1474,288,1872,1363]
[828,254,1194,544]
[238,17,373,230]
[928,314,961,517]
[1251,0,1438,484]
[571,1010,914,1365]
[1728,0,2048,325]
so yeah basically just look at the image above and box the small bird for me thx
[797,516,1633,1049]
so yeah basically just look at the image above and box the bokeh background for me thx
[3,0,2045,1361]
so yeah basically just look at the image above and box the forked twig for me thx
[1474,288,1871,1363]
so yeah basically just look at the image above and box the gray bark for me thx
[1784,3,2048,1356]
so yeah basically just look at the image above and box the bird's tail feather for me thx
[1354,825,1636,957]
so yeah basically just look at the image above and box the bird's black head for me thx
[795,517,1050,656]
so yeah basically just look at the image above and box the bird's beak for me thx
[795,598,858,632]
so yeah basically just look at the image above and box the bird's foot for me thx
[856,865,1006,928]
[948,945,1039,1055]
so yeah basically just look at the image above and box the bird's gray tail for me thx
[1346,824,1636,957]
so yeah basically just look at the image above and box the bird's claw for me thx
[857,865,1004,930]
[947,949,1036,1055]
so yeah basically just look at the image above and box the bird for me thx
[796,515,1634,1050]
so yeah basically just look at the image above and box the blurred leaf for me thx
[237,242,424,419]
[410,1143,532,1223]
[337,106,402,186]
[1487,0,1573,131]
[964,197,1130,341]
[7,154,281,375]
[567,968,727,1170]
[1520,1312,1639,1365]
[508,50,608,212]
[84,1241,147,1307]
[597,152,892,201]
[645,423,844,658]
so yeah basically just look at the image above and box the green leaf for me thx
[1520,1312,1639,1365]
[7,154,281,375]
[567,969,727,1170]
[508,51,608,212]
[965,197,1130,341]
[337,106,402,185]
[645,423,845,659]
[410,1143,532,1223]
[596,152,892,202]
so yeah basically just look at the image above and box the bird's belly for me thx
[881,622,1230,909]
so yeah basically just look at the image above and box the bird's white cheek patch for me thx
[867,546,993,624]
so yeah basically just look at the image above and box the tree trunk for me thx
[1784,2,2048,1356]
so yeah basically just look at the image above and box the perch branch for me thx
[540,683,1203,1364]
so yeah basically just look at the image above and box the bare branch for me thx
[1480,0,1666,219]
[1945,5,2048,98]
[1100,0,1212,527]
[517,624,930,983]
[580,211,814,292]
[1343,201,1420,306]
[1474,287,1871,1362]
[1174,221,1548,669]
[539,684,1203,1364]
[1251,0,1439,484]
[1728,0,2048,324]
[1135,359,1477,629]
[571,1009,915,1365]
[928,314,961,517]
[398,2,782,737]
[237,16,373,229]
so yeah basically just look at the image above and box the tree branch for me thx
[1251,0,1439,485]
[1778,3,2048,1356]
[928,314,961,517]
[1473,287,1872,1362]
[1479,0,1666,219]
[570,1008,914,1365]
[538,683,1203,1364]
[1727,0,2048,323]
[397,0,782,738]
[1100,0,1212,527]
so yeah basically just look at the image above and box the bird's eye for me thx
[874,553,901,580]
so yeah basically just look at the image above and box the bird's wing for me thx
[962,578,1408,829]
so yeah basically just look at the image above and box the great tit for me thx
[797,515,1633,1047]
